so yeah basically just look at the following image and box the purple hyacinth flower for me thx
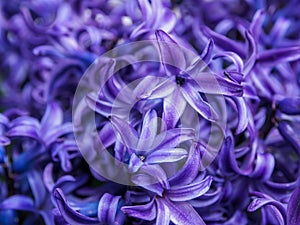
[138,30,243,126]
[122,145,213,225]
[110,109,194,172]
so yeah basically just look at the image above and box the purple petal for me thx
[7,125,40,140]
[181,82,217,120]
[0,195,36,212]
[40,211,55,225]
[244,31,257,75]
[125,191,151,204]
[278,98,300,115]
[200,26,246,58]
[224,211,248,225]
[189,188,222,208]
[249,9,266,41]
[161,198,206,225]
[0,136,11,146]
[155,198,170,225]
[155,30,187,74]
[166,176,212,202]
[98,193,124,225]
[44,123,73,146]
[278,121,300,152]
[186,40,214,76]
[250,153,275,181]
[190,72,243,96]
[199,39,214,66]
[27,169,46,208]
[162,88,187,129]
[213,51,244,73]
[0,114,9,126]
[122,198,156,221]
[137,110,158,150]
[54,189,99,225]
[169,144,201,186]
[232,97,248,134]
[257,46,300,65]
[153,128,195,150]
[85,93,113,118]
[138,0,152,22]
[146,147,188,164]
[40,102,63,134]
[287,187,300,225]
[140,78,176,100]
[219,136,241,175]
[98,122,116,148]
[132,165,169,195]
[43,163,56,192]
[157,10,176,34]
[110,116,139,149]
[248,192,286,225]
[129,153,144,173]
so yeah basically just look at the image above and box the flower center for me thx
[139,155,145,162]
[176,76,186,86]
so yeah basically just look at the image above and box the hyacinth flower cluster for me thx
[0,0,300,225]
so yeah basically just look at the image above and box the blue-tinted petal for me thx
[54,189,99,225]
[0,210,17,225]
[27,169,46,208]
[278,98,300,115]
[0,195,36,212]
